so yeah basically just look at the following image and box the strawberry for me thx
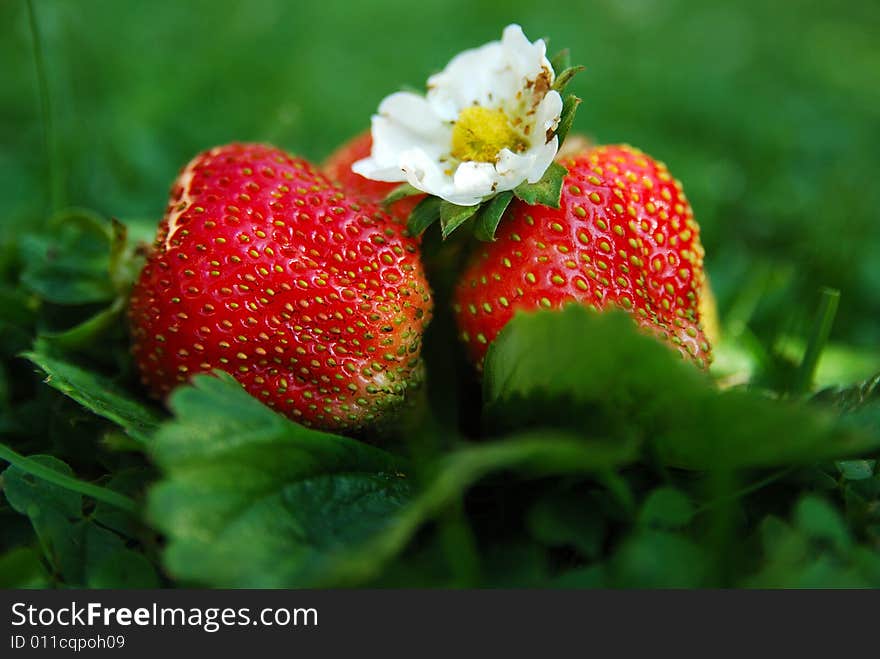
[129,143,432,431]
[322,131,423,219]
[453,144,712,369]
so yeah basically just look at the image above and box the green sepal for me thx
[406,196,441,237]
[512,162,568,208]
[382,182,422,207]
[555,94,582,148]
[440,201,480,239]
[474,191,514,242]
[552,65,584,93]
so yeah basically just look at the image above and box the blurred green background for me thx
[2,0,879,349]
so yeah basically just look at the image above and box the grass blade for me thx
[796,287,840,394]
[0,442,138,514]
[26,0,63,212]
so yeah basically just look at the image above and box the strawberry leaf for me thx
[440,201,479,239]
[813,372,880,412]
[526,487,606,558]
[0,454,158,587]
[512,162,568,208]
[474,191,514,242]
[326,429,639,585]
[19,210,116,305]
[147,372,412,587]
[483,307,880,469]
[23,349,163,442]
[637,488,695,530]
[0,547,49,588]
[406,196,441,237]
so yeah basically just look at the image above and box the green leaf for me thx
[554,94,582,148]
[794,496,852,553]
[85,545,162,589]
[1,455,158,587]
[147,372,411,588]
[549,565,607,588]
[611,530,710,587]
[406,196,441,237]
[480,542,547,587]
[23,350,163,442]
[483,307,880,469]
[319,429,639,585]
[813,371,880,412]
[0,547,49,588]
[474,191,514,242]
[638,487,695,529]
[2,455,79,578]
[382,182,422,206]
[0,443,138,514]
[527,488,605,558]
[836,459,875,481]
[18,209,116,305]
[551,65,585,92]
[744,500,880,587]
[440,201,480,239]
[812,371,880,442]
[92,467,155,537]
[512,162,567,208]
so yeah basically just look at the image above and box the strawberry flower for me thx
[353,25,564,207]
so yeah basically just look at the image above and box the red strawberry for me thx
[129,143,432,431]
[453,144,712,369]
[322,131,423,219]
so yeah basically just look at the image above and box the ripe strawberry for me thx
[129,143,432,431]
[322,131,423,219]
[453,144,712,369]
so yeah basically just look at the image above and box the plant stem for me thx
[0,442,138,514]
[26,0,62,212]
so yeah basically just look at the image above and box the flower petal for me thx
[398,148,449,194]
[376,92,447,144]
[427,42,511,120]
[453,161,497,200]
[500,24,552,83]
[353,92,450,182]
[355,24,565,205]
[525,138,559,183]
[535,90,563,137]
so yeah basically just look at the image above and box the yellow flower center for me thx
[450,106,528,163]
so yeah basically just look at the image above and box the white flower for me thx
[353,24,563,207]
